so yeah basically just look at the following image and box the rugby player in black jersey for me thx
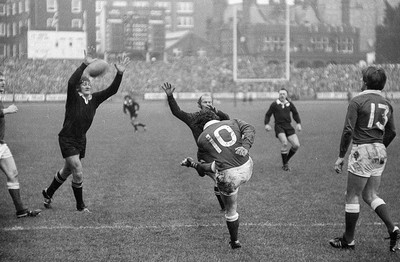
[330,66,399,252]
[42,52,130,212]
[161,82,230,211]
[0,72,41,218]
[123,95,146,132]
[264,88,301,171]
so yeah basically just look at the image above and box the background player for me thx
[0,72,41,218]
[123,95,146,132]
[181,110,255,249]
[330,66,399,252]
[42,52,130,212]
[264,88,301,171]
[161,82,230,211]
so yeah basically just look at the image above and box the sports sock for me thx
[133,125,138,131]
[281,153,288,165]
[214,186,225,210]
[226,214,239,242]
[8,186,25,212]
[286,148,297,162]
[72,182,85,210]
[344,204,360,242]
[47,171,66,198]
[371,199,394,231]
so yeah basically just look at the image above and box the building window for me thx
[0,44,5,57]
[7,24,11,37]
[0,4,5,16]
[132,1,149,7]
[113,1,128,7]
[46,18,53,28]
[13,22,17,36]
[177,16,193,28]
[177,2,193,13]
[96,15,101,26]
[336,37,354,54]
[25,0,29,12]
[310,37,329,51]
[96,30,101,41]
[154,2,171,13]
[0,23,5,36]
[19,2,23,14]
[72,19,82,28]
[12,3,16,15]
[71,0,82,13]
[96,1,106,12]
[47,0,58,12]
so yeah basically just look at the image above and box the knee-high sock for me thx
[226,213,239,242]
[214,186,225,210]
[281,153,288,165]
[344,204,359,242]
[72,181,85,210]
[8,182,25,212]
[286,148,297,162]
[371,198,394,231]
[47,171,66,198]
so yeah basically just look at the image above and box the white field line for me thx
[1,222,388,232]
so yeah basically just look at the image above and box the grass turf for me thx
[0,99,400,262]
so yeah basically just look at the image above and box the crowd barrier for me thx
[3,92,400,102]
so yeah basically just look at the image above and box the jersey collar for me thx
[78,92,92,104]
[203,120,220,130]
[360,90,382,95]
[276,99,290,108]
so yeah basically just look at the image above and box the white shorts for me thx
[216,157,253,196]
[0,143,13,159]
[347,143,386,178]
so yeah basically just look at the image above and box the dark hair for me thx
[124,95,132,100]
[76,76,90,90]
[362,66,386,90]
[279,88,288,94]
[194,110,219,130]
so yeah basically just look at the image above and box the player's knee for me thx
[225,212,239,222]
[292,142,300,150]
[72,171,83,184]
[6,169,18,182]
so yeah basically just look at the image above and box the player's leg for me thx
[130,116,138,132]
[330,172,367,249]
[277,133,290,170]
[221,193,241,249]
[286,133,300,163]
[1,154,41,218]
[43,164,72,208]
[362,176,400,251]
[64,155,88,212]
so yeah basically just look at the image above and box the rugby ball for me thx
[86,59,109,77]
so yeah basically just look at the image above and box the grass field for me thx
[0,99,400,262]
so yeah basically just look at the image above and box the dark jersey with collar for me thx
[197,119,255,171]
[58,63,123,139]
[264,99,301,126]
[123,99,139,116]
[167,94,230,141]
[339,90,396,157]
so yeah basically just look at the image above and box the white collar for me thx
[360,90,382,96]
[276,99,290,108]
[203,120,220,130]
[78,92,92,104]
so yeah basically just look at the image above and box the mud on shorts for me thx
[216,157,253,196]
[347,143,387,178]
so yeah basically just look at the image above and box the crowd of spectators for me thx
[2,56,400,99]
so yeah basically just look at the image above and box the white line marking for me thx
[1,222,389,232]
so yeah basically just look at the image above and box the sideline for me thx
[1,221,389,232]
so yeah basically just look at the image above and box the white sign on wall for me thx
[27,30,86,59]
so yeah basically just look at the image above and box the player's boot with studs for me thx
[329,236,355,250]
[16,209,42,218]
[42,188,52,209]
[229,240,242,249]
[388,226,400,252]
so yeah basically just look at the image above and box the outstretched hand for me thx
[83,50,97,65]
[161,82,175,96]
[235,146,248,156]
[114,53,131,74]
